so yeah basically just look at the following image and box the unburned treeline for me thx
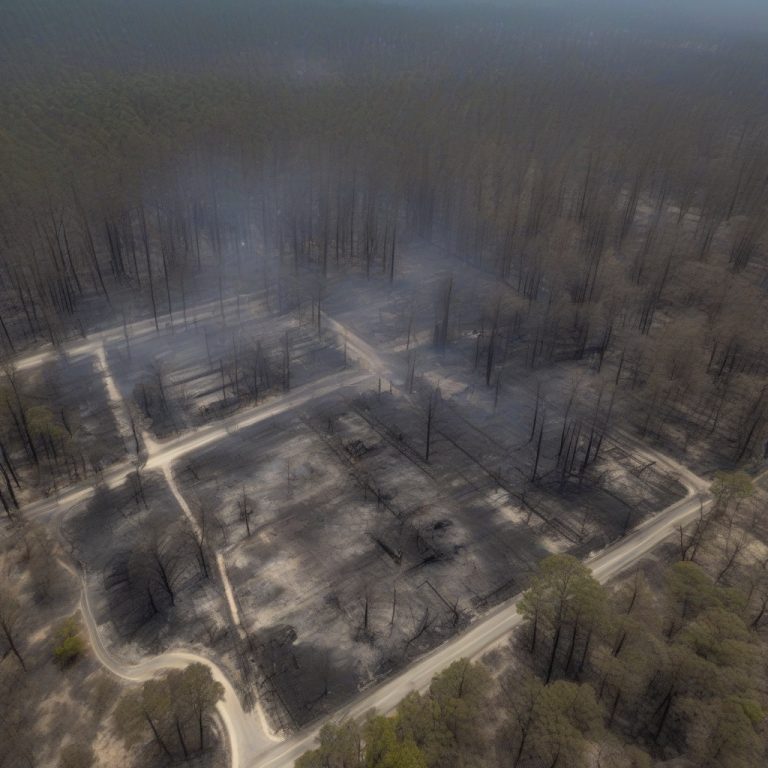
[296,471,768,767]
[297,553,766,768]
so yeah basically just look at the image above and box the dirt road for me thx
[78,572,280,767]
[249,482,711,768]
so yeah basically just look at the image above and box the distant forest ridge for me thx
[3,0,768,83]
[2,0,767,200]
[1,0,768,473]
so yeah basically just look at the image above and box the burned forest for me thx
[1,2,768,768]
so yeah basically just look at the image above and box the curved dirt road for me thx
[75,449,713,768]
[78,574,280,768]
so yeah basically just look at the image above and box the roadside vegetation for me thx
[113,663,224,765]
[0,524,123,768]
[298,476,768,767]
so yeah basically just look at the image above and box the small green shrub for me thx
[53,616,86,668]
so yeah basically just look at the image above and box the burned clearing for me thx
[7,240,696,734]
[105,297,346,439]
[174,333,686,724]
[63,471,230,656]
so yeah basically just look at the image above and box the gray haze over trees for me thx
[1,2,768,767]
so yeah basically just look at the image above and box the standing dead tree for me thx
[237,487,255,538]
[677,501,714,563]
[425,386,440,463]
[434,276,454,353]
[0,589,26,670]
[104,526,194,635]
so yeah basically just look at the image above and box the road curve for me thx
[78,573,279,768]
[71,399,714,768]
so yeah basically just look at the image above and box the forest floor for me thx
[0,533,134,768]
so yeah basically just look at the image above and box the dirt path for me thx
[12,295,252,373]
[77,338,291,765]
[77,570,280,768]
[21,368,373,526]
[143,369,372,471]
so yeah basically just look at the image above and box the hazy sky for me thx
[409,0,768,28]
